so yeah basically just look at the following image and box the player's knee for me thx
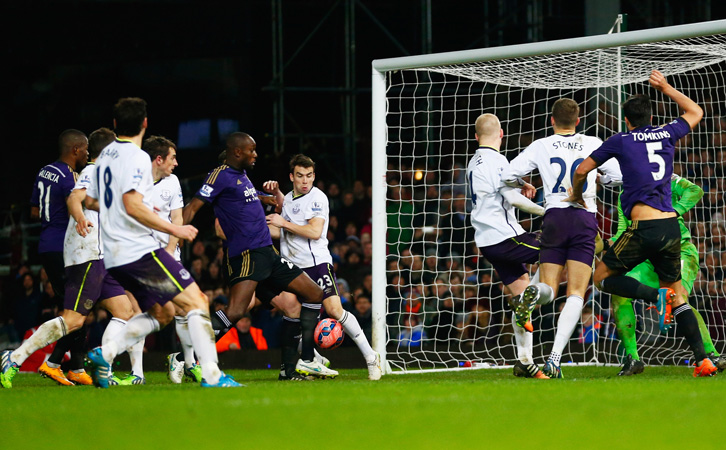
[61,311,85,332]
[324,298,344,320]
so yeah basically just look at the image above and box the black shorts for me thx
[603,217,681,282]
[226,245,304,303]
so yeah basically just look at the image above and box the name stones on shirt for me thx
[39,169,60,183]
[552,141,584,151]
[632,130,671,141]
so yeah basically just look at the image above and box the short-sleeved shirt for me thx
[279,186,332,268]
[86,138,162,269]
[30,161,78,253]
[589,117,691,218]
[504,133,622,213]
[150,174,184,261]
[467,146,525,247]
[194,164,272,257]
[64,163,102,267]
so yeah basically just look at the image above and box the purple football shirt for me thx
[590,117,691,219]
[194,164,273,256]
[30,161,77,253]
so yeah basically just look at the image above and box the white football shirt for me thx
[149,174,184,261]
[467,146,526,247]
[279,186,332,268]
[503,133,622,213]
[64,163,102,267]
[86,139,161,268]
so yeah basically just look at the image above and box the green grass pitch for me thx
[3,366,725,449]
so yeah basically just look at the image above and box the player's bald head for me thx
[475,114,501,139]
[226,132,253,150]
[58,129,87,156]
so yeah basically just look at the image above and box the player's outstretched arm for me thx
[182,197,205,225]
[672,175,704,217]
[266,214,325,240]
[499,187,544,216]
[565,156,598,207]
[649,69,703,129]
[124,191,198,241]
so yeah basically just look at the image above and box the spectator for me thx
[200,261,224,292]
[14,273,42,339]
[216,313,268,352]
[352,293,372,342]
[397,315,425,348]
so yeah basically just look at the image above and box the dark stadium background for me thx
[4,0,726,215]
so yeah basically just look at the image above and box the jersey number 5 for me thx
[645,142,666,181]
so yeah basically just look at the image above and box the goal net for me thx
[371,20,726,373]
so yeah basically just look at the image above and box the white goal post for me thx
[372,19,726,374]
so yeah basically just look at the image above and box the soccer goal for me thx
[371,18,726,374]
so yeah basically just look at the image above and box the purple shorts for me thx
[302,263,339,300]
[479,232,540,286]
[108,249,195,311]
[64,259,126,315]
[540,207,597,266]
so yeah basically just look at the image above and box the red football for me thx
[314,318,345,349]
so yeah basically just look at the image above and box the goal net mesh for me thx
[383,33,726,371]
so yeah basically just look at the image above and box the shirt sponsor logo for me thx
[200,184,214,197]
[244,186,258,203]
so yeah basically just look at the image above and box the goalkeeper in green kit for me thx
[599,173,725,376]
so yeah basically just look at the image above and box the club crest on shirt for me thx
[161,189,172,201]
[292,203,301,215]
[200,184,214,197]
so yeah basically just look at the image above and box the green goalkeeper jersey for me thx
[611,174,703,244]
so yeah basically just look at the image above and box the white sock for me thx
[511,314,533,364]
[11,316,67,366]
[129,339,145,378]
[175,315,196,368]
[550,295,585,357]
[535,283,555,305]
[339,311,376,361]
[186,309,221,384]
[103,313,160,365]
[102,318,126,347]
